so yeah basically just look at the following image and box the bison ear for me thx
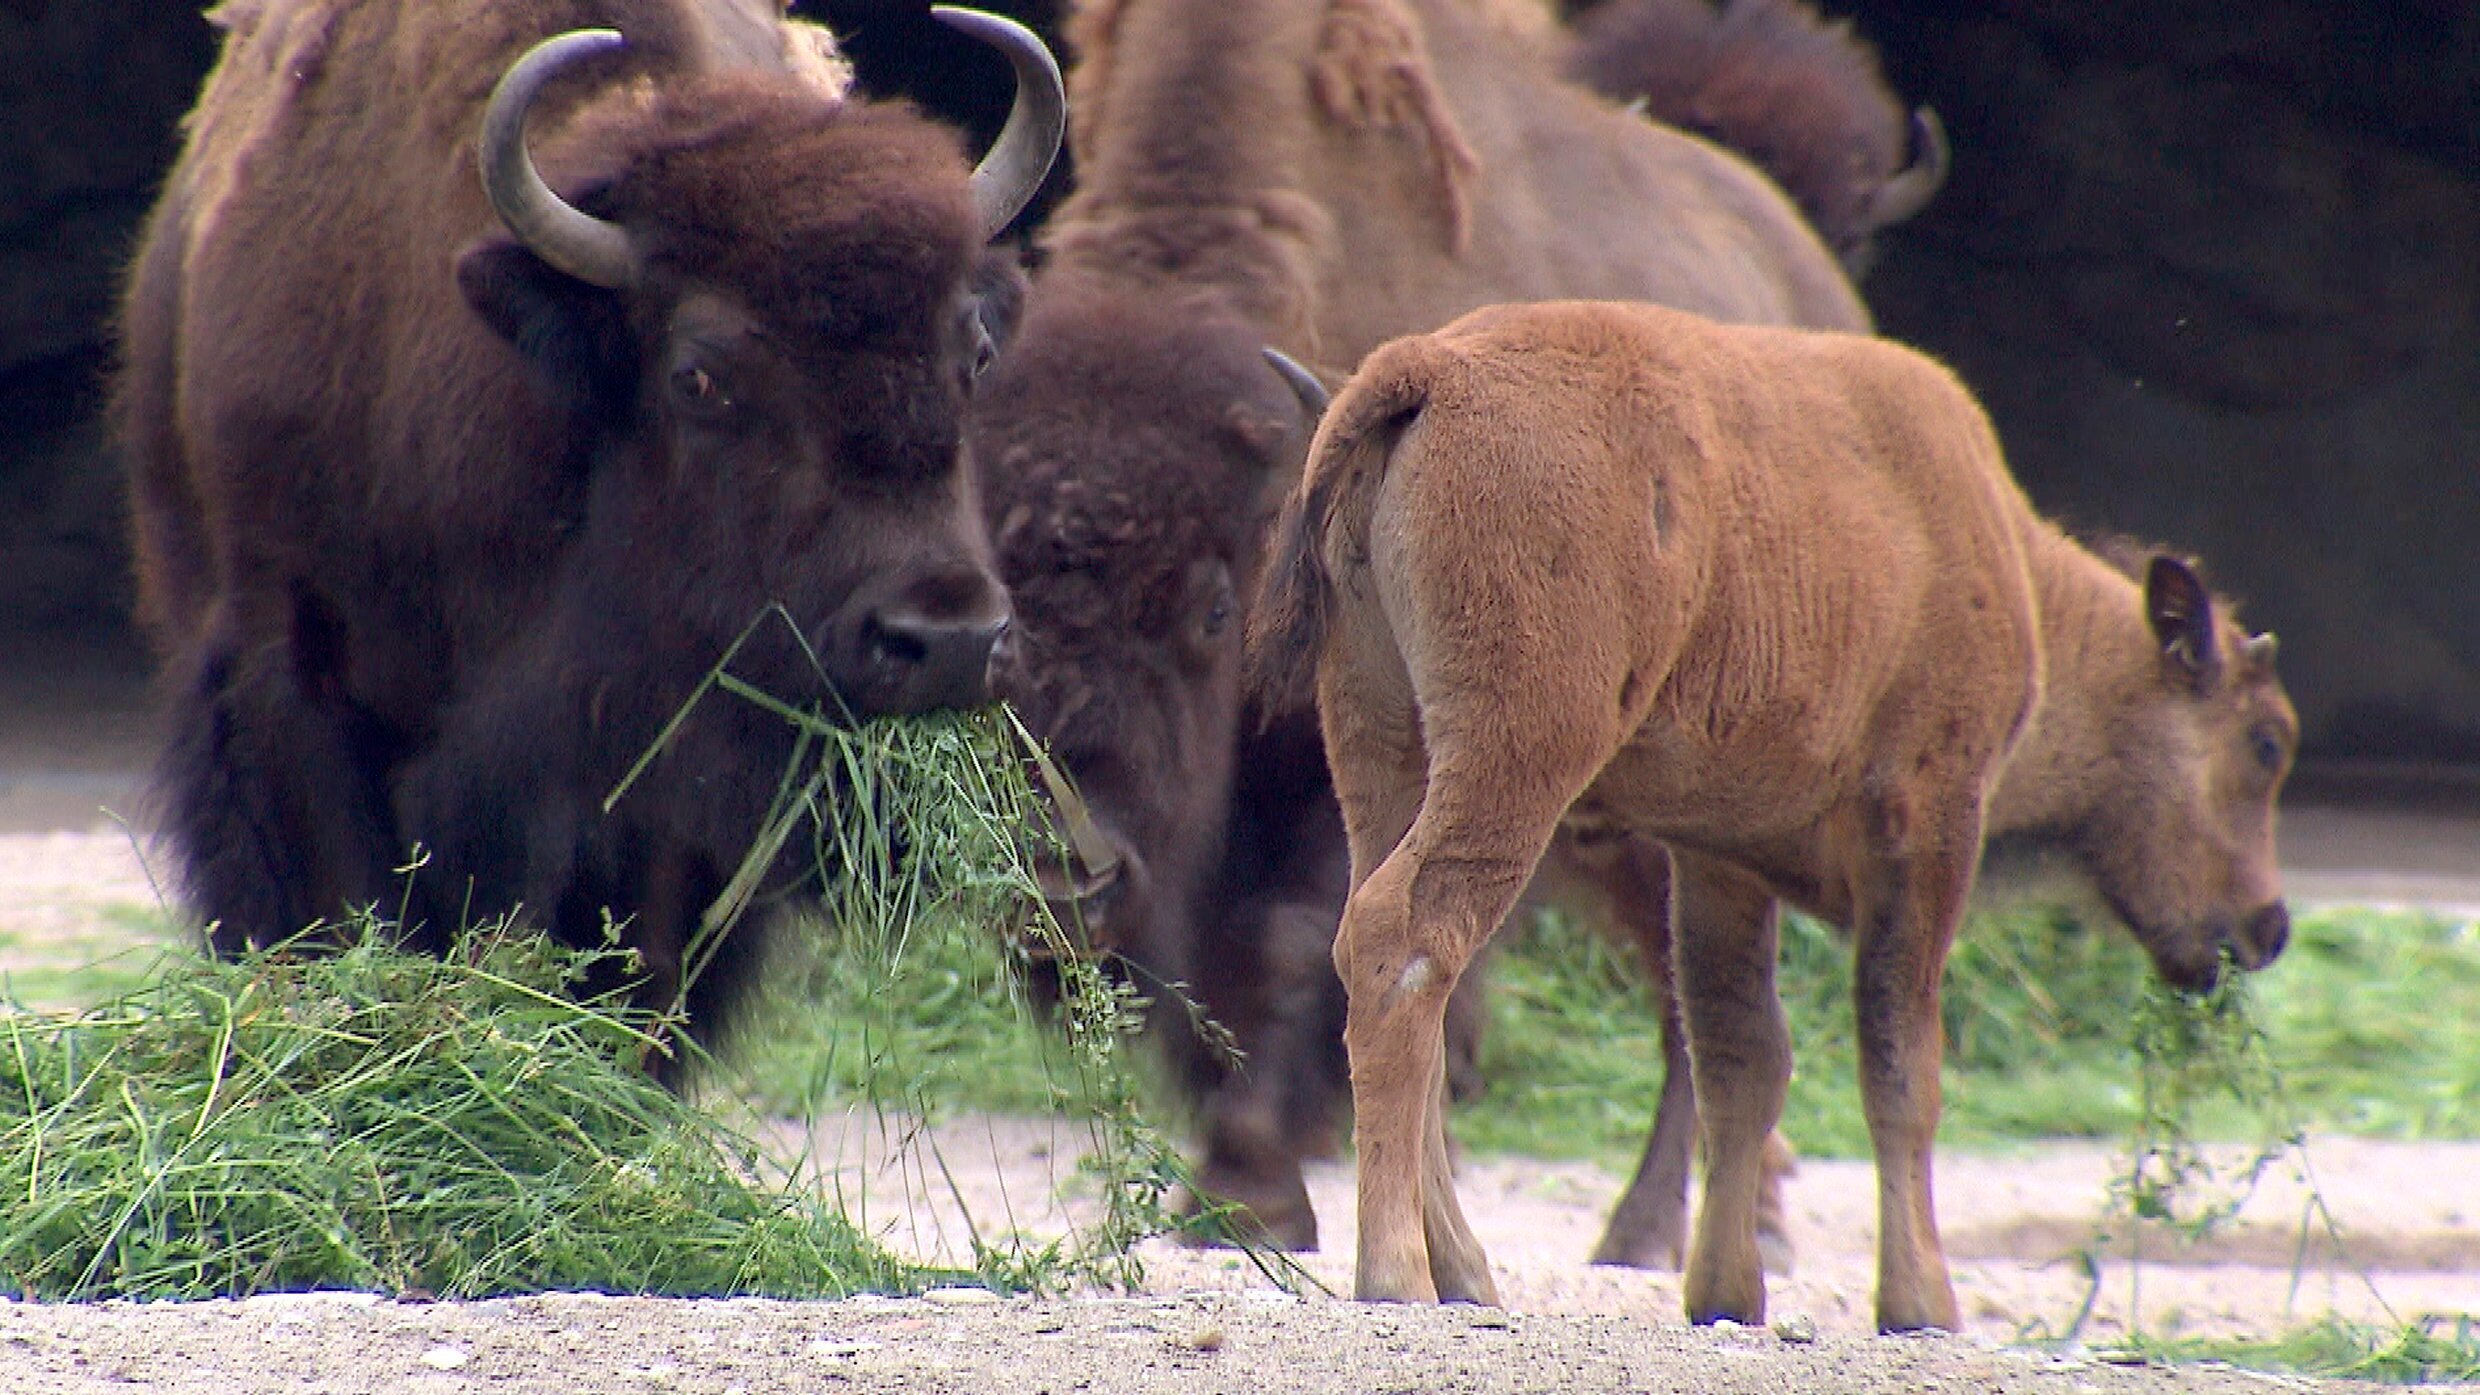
[971,248,1030,355]
[456,238,635,412]
[2145,555,2221,692]
[1224,405,1297,463]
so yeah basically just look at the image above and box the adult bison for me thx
[1044,0,1870,359]
[986,0,1931,1249]
[1248,298,2296,1330]
[114,0,1064,1044]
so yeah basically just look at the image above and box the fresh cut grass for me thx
[0,927,929,1301]
[0,678,1198,1302]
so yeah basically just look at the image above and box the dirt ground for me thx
[0,638,2476,1391]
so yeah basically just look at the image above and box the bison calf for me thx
[1248,299,2295,1331]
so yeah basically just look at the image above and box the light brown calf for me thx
[1248,300,2296,1332]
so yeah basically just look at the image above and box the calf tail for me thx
[1243,339,1441,716]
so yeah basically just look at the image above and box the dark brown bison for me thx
[114,0,1064,1043]
[1248,298,2296,1330]
[972,278,1359,1235]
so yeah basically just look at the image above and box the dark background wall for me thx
[3,0,2472,766]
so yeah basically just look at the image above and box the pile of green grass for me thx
[2130,1315,2480,1385]
[0,929,926,1301]
[0,681,1195,1302]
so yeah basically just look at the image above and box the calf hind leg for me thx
[1328,731,1604,1303]
[1581,837,1796,1275]
[1852,815,1982,1334]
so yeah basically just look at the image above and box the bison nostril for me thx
[865,616,931,671]
[2246,902,2291,966]
[862,605,1009,712]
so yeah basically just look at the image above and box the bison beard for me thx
[116,0,1062,1066]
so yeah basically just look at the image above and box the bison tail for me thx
[1243,340,1439,718]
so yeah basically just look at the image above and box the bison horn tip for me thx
[479,28,641,290]
[932,6,1067,242]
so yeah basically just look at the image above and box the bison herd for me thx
[115,0,2295,1337]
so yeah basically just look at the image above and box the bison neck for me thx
[1042,0,1333,345]
[1984,526,2160,844]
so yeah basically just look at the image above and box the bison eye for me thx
[969,318,998,382]
[1195,562,1236,643]
[670,364,732,416]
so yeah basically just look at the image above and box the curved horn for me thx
[479,29,640,290]
[2244,632,2279,667]
[932,6,1067,241]
[1866,106,1951,232]
[1262,348,1331,422]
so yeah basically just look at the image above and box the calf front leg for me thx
[1673,852,1790,1326]
[1579,837,1797,1274]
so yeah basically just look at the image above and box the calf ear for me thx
[2145,555,2221,692]
[456,238,635,414]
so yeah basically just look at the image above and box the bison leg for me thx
[1184,1116,1321,1251]
[1329,730,1606,1302]
[1564,832,1694,1270]
[1590,979,1700,1269]
[1322,681,1549,1303]
[1851,803,1980,1334]
[1673,850,1790,1326]
[1578,833,1797,1274]
[156,603,405,953]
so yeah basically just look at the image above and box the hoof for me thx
[1176,1184,1318,1252]
[1587,1223,1685,1272]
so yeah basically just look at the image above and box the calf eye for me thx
[2249,726,2286,774]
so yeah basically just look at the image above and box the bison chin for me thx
[1021,812,1140,957]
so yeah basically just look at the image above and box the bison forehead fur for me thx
[552,83,979,353]
[980,281,1305,624]
[973,278,1317,962]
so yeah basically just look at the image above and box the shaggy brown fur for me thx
[1561,0,1946,274]
[1248,300,2296,1330]
[116,0,1053,1052]
[972,276,1360,1241]
[1044,0,1868,363]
